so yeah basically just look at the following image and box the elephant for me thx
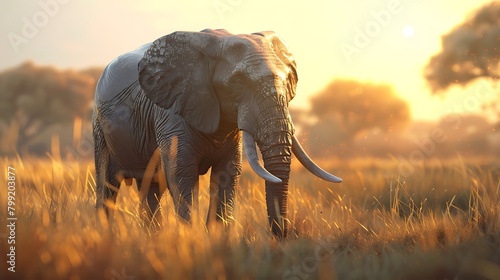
[92,29,342,238]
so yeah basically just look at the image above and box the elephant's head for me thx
[138,29,342,237]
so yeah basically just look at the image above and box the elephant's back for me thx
[95,43,152,103]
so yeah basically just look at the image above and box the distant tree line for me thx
[292,78,500,159]
[291,79,410,157]
[0,62,102,155]
[0,61,498,159]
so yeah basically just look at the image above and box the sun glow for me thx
[402,25,415,38]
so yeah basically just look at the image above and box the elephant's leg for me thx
[165,167,199,222]
[207,141,242,226]
[100,159,121,217]
[159,137,200,223]
[135,148,165,222]
[93,119,120,217]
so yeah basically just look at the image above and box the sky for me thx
[0,0,496,121]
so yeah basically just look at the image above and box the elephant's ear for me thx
[252,31,298,103]
[138,31,221,134]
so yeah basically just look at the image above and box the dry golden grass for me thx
[1,155,500,279]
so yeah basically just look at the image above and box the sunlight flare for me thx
[403,25,415,38]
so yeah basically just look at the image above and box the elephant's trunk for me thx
[239,87,342,237]
[242,128,291,237]
[261,138,292,238]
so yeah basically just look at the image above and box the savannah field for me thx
[1,2,499,279]
[1,155,499,280]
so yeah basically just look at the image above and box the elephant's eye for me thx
[231,75,243,85]
[229,75,245,98]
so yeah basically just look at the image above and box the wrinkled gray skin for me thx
[93,29,342,238]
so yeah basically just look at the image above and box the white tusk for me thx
[242,130,282,184]
[292,135,343,183]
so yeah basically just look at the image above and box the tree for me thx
[0,62,99,154]
[304,79,410,157]
[425,2,500,92]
